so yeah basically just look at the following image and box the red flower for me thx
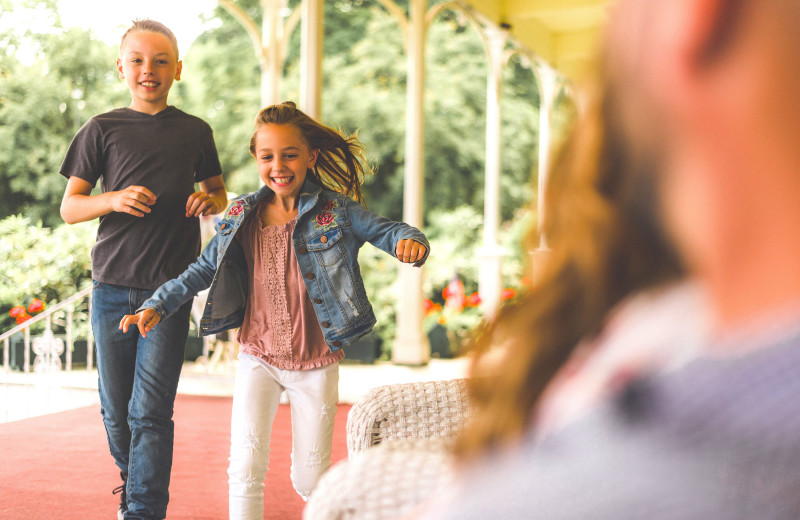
[466,292,481,307]
[316,211,334,226]
[228,203,243,216]
[500,288,516,301]
[423,299,434,314]
[9,305,26,318]
[321,201,336,211]
[28,298,45,314]
[15,312,32,325]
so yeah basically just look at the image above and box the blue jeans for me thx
[92,281,191,520]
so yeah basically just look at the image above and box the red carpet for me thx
[0,395,350,519]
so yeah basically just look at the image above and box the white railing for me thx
[1,287,93,375]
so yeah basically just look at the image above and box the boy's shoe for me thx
[112,473,127,520]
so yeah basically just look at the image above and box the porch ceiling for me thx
[463,0,615,78]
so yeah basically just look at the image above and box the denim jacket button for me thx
[321,321,331,328]
[305,272,315,280]
[313,298,322,304]
[297,246,308,254]
[320,235,328,244]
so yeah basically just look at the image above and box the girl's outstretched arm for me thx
[395,238,428,267]
[343,197,431,265]
[119,308,161,337]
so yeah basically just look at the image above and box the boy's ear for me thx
[175,60,183,81]
[116,58,124,79]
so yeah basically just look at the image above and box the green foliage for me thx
[181,3,540,223]
[182,1,263,194]
[1,0,555,355]
[0,215,96,333]
[359,204,534,357]
[0,2,127,226]
[356,246,402,359]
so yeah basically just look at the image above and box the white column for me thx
[531,64,558,277]
[299,0,323,119]
[262,0,284,107]
[393,0,429,365]
[478,27,506,316]
[535,64,558,248]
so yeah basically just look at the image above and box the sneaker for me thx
[112,473,127,520]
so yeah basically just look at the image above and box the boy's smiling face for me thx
[117,30,182,115]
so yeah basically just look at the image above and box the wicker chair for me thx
[346,378,473,454]
[303,437,455,520]
[304,379,472,520]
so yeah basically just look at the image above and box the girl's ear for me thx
[308,149,319,169]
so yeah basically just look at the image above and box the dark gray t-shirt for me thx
[60,106,222,290]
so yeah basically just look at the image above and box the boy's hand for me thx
[119,309,161,337]
[110,186,156,217]
[396,239,428,267]
[186,191,223,217]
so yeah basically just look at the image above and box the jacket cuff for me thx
[137,299,168,320]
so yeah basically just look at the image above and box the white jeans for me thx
[228,354,339,520]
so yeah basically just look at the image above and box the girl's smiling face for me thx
[253,124,318,201]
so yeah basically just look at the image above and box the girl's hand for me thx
[396,239,428,267]
[109,185,156,217]
[186,191,223,217]
[119,309,162,337]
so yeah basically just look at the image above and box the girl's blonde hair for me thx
[120,19,180,60]
[250,101,371,204]
[454,66,684,458]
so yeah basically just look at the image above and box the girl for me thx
[60,19,226,520]
[120,101,429,519]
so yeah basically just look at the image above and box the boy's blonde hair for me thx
[120,19,180,60]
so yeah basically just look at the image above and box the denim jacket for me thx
[139,179,430,352]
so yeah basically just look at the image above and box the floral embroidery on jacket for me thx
[228,201,244,216]
[316,211,334,227]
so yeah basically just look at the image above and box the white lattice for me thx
[32,330,65,373]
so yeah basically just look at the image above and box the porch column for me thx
[532,63,558,275]
[261,0,284,106]
[478,27,506,315]
[393,0,429,365]
[299,0,323,119]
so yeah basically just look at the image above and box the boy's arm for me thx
[60,176,156,224]
[187,175,228,217]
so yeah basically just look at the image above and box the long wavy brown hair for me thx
[454,68,684,458]
[249,101,371,204]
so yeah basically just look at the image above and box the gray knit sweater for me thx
[421,328,800,520]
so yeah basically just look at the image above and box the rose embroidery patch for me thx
[316,211,334,227]
[228,201,244,217]
[314,200,338,229]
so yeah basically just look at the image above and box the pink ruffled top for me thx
[235,204,344,370]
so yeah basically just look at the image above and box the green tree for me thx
[0,2,125,226]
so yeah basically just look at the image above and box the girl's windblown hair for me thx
[250,101,371,204]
